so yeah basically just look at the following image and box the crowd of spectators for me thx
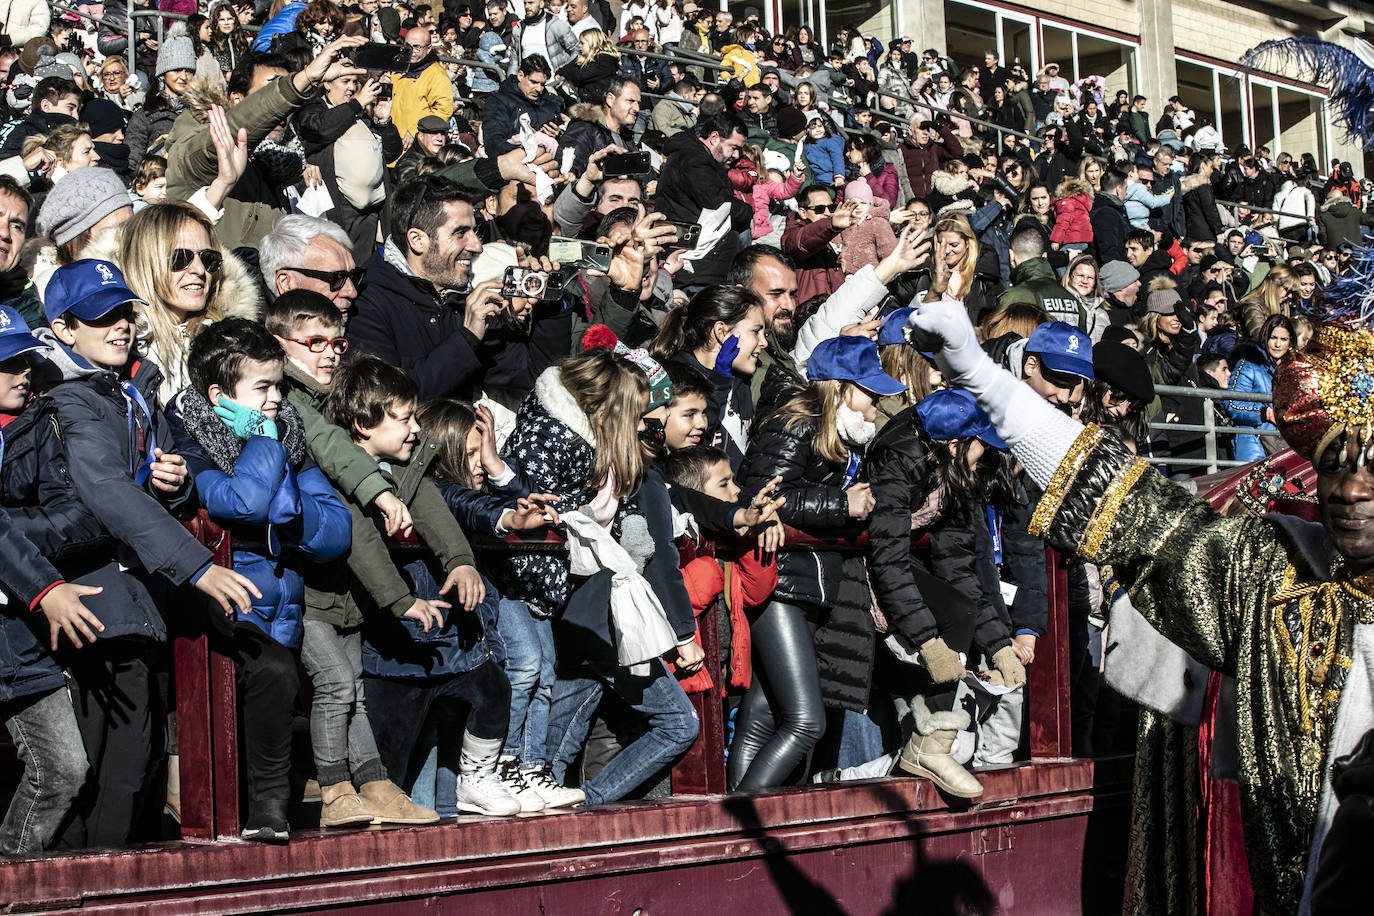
[0,0,1366,852]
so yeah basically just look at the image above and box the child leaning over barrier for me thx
[169,318,353,843]
[320,355,520,818]
[416,397,582,812]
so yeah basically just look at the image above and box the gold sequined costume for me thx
[1030,425,1370,914]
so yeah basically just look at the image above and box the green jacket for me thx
[283,362,391,508]
[304,431,475,628]
[993,257,1088,330]
[165,74,315,249]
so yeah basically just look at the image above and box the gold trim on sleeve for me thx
[1078,458,1150,561]
[1028,426,1106,539]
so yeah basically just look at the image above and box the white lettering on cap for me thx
[1067,334,1080,353]
[96,263,116,285]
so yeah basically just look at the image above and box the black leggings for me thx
[727,600,824,791]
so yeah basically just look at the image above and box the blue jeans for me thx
[1,687,88,854]
[496,599,555,768]
[546,660,698,805]
[405,710,461,818]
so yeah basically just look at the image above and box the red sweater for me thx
[672,538,778,693]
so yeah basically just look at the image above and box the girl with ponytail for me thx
[649,285,767,470]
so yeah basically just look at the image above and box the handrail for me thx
[1150,383,1278,474]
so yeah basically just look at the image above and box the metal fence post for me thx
[1203,395,1217,474]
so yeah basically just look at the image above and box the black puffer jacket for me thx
[737,412,857,608]
[866,406,1012,654]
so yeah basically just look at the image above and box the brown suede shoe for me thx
[357,779,439,825]
[319,781,374,828]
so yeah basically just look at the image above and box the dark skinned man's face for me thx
[1317,435,1374,574]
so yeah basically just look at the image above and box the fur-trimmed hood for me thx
[568,102,606,127]
[1054,176,1092,201]
[1181,172,1211,194]
[931,168,975,196]
[533,366,595,447]
[182,76,230,121]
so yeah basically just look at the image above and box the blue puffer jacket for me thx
[804,132,846,185]
[1224,342,1275,464]
[362,570,502,681]
[250,1,303,51]
[171,398,352,649]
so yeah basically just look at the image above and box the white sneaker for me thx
[455,770,522,816]
[497,757,546,812]
[522,766,586,808]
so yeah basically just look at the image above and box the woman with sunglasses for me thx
[95,57,145,112]
[115,203,263,405]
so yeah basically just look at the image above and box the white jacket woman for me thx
[0,0,48,44]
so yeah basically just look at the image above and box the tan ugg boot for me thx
[319,781,374,828]
[898,697,983,799]
[357,779,439,825]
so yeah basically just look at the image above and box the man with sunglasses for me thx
[780,184,861,303]
[259,215,362,325]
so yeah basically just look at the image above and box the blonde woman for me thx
[558,29,621,104]
[116,203,262,404]
[96,56,145,111]
[500,348,702,806]
[923,215,1000,323]
[1236,263,1302,340]
[1063,253,1111,341]
[1078,156,1103,192]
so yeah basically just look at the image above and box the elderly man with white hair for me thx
[258,215,362,324]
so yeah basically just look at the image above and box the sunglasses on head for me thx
[169,248,222,273]
[288,266,364,292]
[285,335,349,355]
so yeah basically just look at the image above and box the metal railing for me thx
[1150,383,1280,473]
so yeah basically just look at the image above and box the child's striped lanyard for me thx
[120,379,156,485]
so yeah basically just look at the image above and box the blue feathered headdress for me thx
[1244,37,1374,149]
[1244,37,1374,331]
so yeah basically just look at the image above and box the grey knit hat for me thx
[32,52,75,82]
[156,35,197,76]
[37,168,131,246]
[1098,260,1140,295]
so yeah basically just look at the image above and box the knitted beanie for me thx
[156,35,197,76]
[37,168,131,246]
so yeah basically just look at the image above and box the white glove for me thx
[909,298,1088,489]
[906,296,999,394]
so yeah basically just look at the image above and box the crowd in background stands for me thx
[0,0,1365,852]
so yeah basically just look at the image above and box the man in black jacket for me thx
[557,76,641,177]
[347,174,566,400]
[1090,168,1130,265]
[656,112,752,290]
[480,56,561,157]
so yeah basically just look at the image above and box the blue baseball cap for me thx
[0,305,50,363]
[807,335,906,396]
[44,259,143,327]
[916,388,1005,450]
[1026,321,1093,381]
[878,307,915,346]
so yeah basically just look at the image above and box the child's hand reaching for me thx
[403,597,449,631]
[149,448,188,494]
[38,582,105,650]
[440,565,485,611]
[503,494,561,531]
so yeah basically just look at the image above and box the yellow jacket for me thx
[390,61,454,139]
[719,44,760,87]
